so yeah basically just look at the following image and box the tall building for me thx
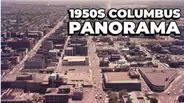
[42,40,54,50]
[7,38,35,50]
[72,84,83,100]
[44,87,69,103]
[24,55,46,69]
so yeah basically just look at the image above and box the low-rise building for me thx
[110,54,121,61]
[62,56,89,66]
[72,84,83,100]
[139,68,178,91]
[127,91,150,103]
[44,88,69,103]
[27,31,43,40]
[99,57,109,67]
[1,88,39,103]
[103,72,141,91]
[48,49,59,58]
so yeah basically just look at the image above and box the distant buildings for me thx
[103,72,141,91]
[48,49,60,58]
[1,47,28,71]
[27,31,44,40]
[7,37,35,50]
[99,57,109,67]
[42,40,54,50]
[1,60,13,70]
[110,54,121,61]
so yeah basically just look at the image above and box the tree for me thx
[109,93,118,103]
[119,89,127,98]
[106,90,112,95]
[150,97,158,103]
[148,93,158,103]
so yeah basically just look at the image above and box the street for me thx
[2,15,68,79]
[88,36,107,103]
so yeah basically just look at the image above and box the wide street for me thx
[88,36,107,103]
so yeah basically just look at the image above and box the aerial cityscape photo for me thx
[1,0,184,103]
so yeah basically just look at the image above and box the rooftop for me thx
[104,72,140,84]
[139,68,178,86]
[128,91,150,103]
[59,72,92,86]
[1,88,38,102]
[63,56,87,62]
[2,73,46,82]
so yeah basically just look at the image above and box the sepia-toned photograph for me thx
[1,0,184,103]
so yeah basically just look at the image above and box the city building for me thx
[99,57,109,67]
[110,54,121,61]
[62,56,89,66]
[68,44,88,56]
[42,40,54,50]
[54,44,64,50]
[1,88,39,103]
[48,36,66,44]
[58,72,92,87]
[24,55,46,69]
[1,60,13,70]
[7,37,35,50]
[65,47,75,56]
[70,37,87,45]
[44,88,69,103]
[2,73,47,92]
[72,84,83,100]
[127,91,151,103]
[139,68,178,91]
[103,72,141,91]
[48,49,60,58]
[27,31,44,40]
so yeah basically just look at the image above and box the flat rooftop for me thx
[65,47,73,50]
[128,91,150,103]
[2,73,47,83]
[1,88,38,101]
[63,56,87,62]
[59,72,92,85]
[139,68,178,86]
[104,72,140,84]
